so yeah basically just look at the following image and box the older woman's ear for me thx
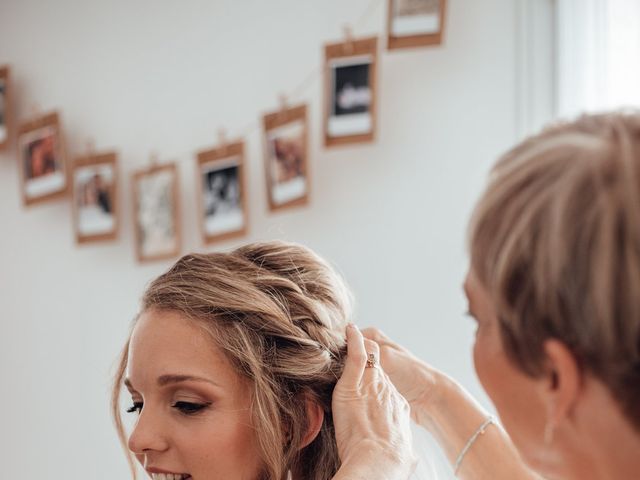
[541,338,581,430]
[300,397,325,449]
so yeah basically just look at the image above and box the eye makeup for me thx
[126,401,143,414]
[126,400,212,416]
[172,401,212,415]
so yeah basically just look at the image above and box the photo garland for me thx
[7,1,450,260]
[262,104,310,211]
[387,0,447,49]
[0,65,9,149]
[131,163,181,263]
[17,111,69,206]
[324,36,378,147]
[196,141,248,245]
[72,152,119,244]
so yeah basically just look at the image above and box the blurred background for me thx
[0,0,638,477]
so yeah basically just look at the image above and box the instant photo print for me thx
[17,112,69,206]
[196,141,248,244]
[324,36,378,147]
[0,65,9,149]
[72,152,119,244]
[263,104,310,211]
[387,0,447,49]
[132,163,181,262]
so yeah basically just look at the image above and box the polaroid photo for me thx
[329,56,373,137]
[72,152,118,243]
[0,66,9,149]
[263,104,309,211]
[388,0,446,49]
[18,112,68,206]
[324,36,378,146]
[132,164,181,262]
[196,141,248,244]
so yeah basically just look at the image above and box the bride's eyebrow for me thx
[157,374,222,387]
[124,374,221,391]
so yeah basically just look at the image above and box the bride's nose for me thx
[127,406,171,454]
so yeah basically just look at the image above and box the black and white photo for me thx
[328,57,373,138]
[197,142,248,244]
[324,36,378,146]
[202,159,243,236]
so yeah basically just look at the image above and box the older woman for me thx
[365,111,640,479]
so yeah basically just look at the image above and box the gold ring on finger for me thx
[365,352,377,369]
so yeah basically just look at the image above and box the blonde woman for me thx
[366,112,640,479]
[111,241,416,480]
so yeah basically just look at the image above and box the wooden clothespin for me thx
[218,127,228,155]
[85,138,96,158]
[278,93,288,120]
[30,103,41,122]
[343,25,354,54]
[149,150,159,169]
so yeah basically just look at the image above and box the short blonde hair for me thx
[469,111,640,430]
[112,241,352,480]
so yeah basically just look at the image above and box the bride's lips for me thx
[146,467,192,480]
[149,475,191,480]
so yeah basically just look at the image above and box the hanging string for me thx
[354,0,384,31]
[232,0,384,142]
[289,64,323,104]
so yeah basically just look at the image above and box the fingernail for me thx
[347,323,357,330]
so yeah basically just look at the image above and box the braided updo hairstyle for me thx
[111,241,352,480]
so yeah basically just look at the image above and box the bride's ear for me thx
[300,397,325,449]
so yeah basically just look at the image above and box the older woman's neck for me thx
[559,379,640,480]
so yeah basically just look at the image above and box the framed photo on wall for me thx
[324,36,378,147]
[196,141,248,244]
[387,0,447,49]
[17,111,69,206]
[132,163,181,263]
[0,65,10,149]
[72,152,119,244]
[263,104,310,211]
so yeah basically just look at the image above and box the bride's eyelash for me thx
[172,401,211,415]
[125,401,211,415]
[126,402,143,414]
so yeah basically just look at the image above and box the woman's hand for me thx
[361,329,539,480]
[361,328,442,424]
[331,324,416,480]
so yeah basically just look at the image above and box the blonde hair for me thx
[469,111,640,430]
[111,241,352,480]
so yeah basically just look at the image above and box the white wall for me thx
[0,0,554,477]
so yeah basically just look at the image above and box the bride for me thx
[111,241,422,480]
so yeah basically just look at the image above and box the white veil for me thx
[410,422,456,480]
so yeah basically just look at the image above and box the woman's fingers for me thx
[361,327,402,350]
[332,327,417,480]
[340,324,368,388]
[360,326,439,408]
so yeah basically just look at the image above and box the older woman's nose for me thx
[127,407,170,454]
